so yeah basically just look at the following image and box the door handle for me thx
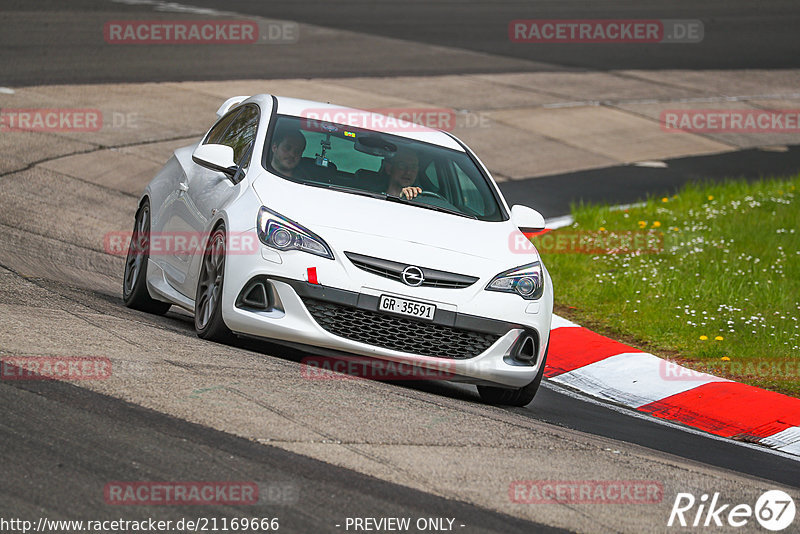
[178,182,189,192]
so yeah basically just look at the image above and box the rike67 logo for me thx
[668,490,796,531]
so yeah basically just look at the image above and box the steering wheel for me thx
[414,190,448,202]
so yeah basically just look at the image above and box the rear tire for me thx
[122,200,172,315]
[478,341,549,407]
[194,226,234,343]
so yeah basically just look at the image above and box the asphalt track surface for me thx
[183,0,800,70]
[2,0,800,86]
[0,375,561,533]
[3,1,800,532]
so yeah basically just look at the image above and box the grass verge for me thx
[535,175,800,397]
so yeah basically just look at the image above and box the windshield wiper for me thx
[328,184,387,199]
[385,196,478,219]
[306,182,387,199]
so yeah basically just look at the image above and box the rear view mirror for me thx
[192,144,237,177]
[511,205,546,232]
[354,135,397,157]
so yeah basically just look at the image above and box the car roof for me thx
[253,94,465,152]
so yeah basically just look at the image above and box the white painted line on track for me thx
[549,352,729,409]
[545,215,574,229]
[550,315,580,330]
[633,160,668,168]
[761,426,800,455]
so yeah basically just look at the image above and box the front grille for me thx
[345,251,478,289]
[303,299,500,359]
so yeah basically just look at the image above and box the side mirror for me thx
[511,205,546,232]
[192,144,237,177]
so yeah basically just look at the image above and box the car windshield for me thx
[262,114,505,222]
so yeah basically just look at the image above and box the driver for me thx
[270,128,307,178]
[384,147,422,200]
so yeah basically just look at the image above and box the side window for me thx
[423,161,440,189]
[203,105,260,169]
[215,105,259,167]
[205,108,242,146]
[453,162,486,214]
[421,159,451,200]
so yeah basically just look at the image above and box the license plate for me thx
[378,295,436,321]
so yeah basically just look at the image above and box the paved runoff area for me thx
[2,69,800,182]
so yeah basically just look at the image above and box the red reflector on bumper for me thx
[307,267,318,285]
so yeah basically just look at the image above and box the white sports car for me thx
[123,94,553,406]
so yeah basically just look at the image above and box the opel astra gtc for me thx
[123,94,553,406]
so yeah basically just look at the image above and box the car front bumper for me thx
[222,273,552,389]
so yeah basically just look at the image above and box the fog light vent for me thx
[236,279,271,310]
[513,333,538,364]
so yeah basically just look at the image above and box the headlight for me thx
[256,207,334,260]
[485,262,544,300]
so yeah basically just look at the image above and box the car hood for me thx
[250,173,537,267]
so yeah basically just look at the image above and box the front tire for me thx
[477,341,549,407]
[194,226,234,342]
[122,200,172,315]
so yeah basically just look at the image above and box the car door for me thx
[161,104,260,297]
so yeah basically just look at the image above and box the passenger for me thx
[384,147,422,200]
[270,129,306,178]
